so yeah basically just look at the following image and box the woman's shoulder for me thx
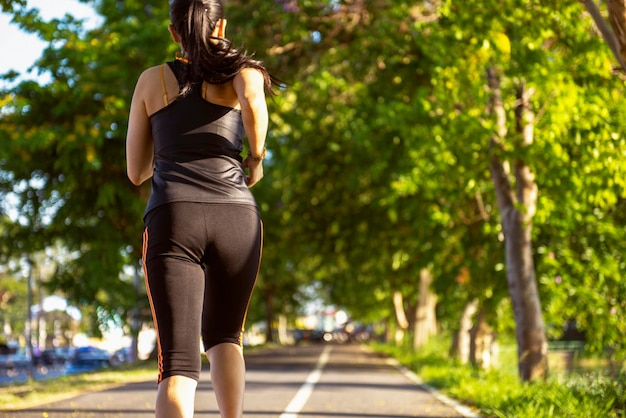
[134,63,177,97]
[233,67,265,89]
[133,63,178,114]
[235,67,265,79]
[138,63,169,82]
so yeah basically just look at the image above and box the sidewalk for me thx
[1,379,158,417]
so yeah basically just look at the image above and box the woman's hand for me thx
[243,156,264,188]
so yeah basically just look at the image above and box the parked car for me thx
[66,346,110,374]
[40,347,73,367]
[0,343,31,374]
[110,347,131,365]
[292,329,327,344]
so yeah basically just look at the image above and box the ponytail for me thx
[170,0,275,95]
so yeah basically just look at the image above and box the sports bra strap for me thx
[160,64,168,106]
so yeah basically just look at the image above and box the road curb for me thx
[359,346,480,418]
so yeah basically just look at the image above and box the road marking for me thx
[279,345,332,418]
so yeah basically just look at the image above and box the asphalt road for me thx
[1,344,479,418]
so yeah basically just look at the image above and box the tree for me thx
[0,268,28,340]
[487,70,547,380]
[0,0,172,325]
[402,0,626,379]
[582,0,626,70]
[257,0,626,381]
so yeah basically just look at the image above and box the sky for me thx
[0,0,101,83]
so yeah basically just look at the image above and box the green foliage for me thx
[409,0,626,360]
[374,338,626,418]
[0,0,172,320]
[0,270,28,337]
[0,0,25,14]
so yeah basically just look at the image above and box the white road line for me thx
[279,345,332,418]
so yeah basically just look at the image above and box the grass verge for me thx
[0,361,157,411]
[372,337,626,418]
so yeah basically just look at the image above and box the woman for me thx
[125,1,273,417]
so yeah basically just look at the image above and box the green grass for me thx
[372,337,626,418]
[0,361,158,411]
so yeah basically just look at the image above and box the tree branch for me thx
[486,67,516,222]
[581,0,626,70]
[514,81,538,221]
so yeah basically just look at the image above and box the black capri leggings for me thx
[142,202,262,383]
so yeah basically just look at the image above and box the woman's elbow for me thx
[127,169,144,186]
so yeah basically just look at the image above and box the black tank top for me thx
[144,61,256,218]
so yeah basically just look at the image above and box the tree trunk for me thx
[264,288,275,343]
[393,290,409,345]
[450,299,478,364]
[487,68,548,381]
[277,314,290,345]
[469,309,498,369]
[413,268,437,349]
[608,0,626,65]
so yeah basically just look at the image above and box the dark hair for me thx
[170,0,275,94]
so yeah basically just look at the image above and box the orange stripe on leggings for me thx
[143,227,164,384]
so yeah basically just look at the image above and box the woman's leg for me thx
[201,205,263,418]
[155,375,198,418]
[206,343,246,418]
[143,203,209,417]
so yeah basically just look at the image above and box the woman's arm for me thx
[126,71,155,186]
[233,68,268,188]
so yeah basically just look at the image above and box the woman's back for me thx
[142,61,241,118]
[143,60,255,217]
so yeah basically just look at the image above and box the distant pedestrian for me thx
[125,1,275,417]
